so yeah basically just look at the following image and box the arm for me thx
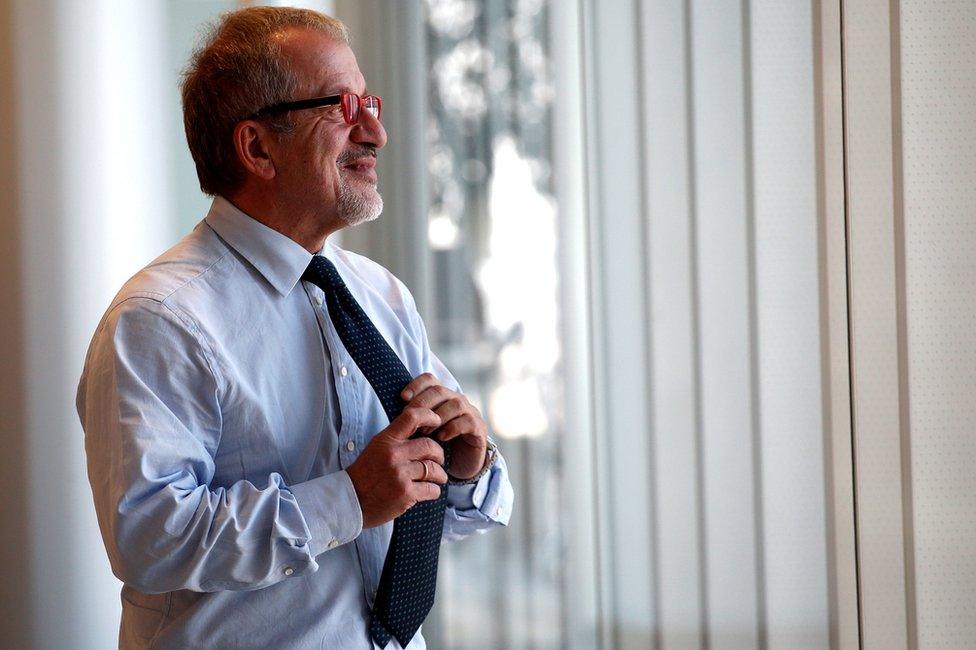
[400,289,515,541]
[77,297,361,594]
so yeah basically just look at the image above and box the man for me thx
[76,7,513,649]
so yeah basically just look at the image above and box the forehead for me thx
[276,27,366,94]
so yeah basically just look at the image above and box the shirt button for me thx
[314,295,323,306]
[328,538,339,549]
[283,567,294,576]
[340,366,348,377]
[346,440,355,452]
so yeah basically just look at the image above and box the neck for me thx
[228,188,344,253]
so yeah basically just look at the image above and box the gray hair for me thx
[181,6,349,196]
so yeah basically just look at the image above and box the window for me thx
[420,0,568,647]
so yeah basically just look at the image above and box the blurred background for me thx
[1,0,974,648]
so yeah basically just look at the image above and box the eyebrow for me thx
[318,82,368,97]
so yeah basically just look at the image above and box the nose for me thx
[351,108,387,149]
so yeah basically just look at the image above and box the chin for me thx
[336,184,384,227]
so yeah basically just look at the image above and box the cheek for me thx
[322,146,345,181]
[301,147,338,187]
[320,130,347,163]
[297,122,348,190]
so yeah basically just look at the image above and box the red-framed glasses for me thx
[247,92,382,125]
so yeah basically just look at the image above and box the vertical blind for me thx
[347,0,855,648]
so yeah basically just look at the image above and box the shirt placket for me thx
[309,281,382,605]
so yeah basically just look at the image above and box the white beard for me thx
[336,173,383,227]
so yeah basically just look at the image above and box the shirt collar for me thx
[204,196,318,297]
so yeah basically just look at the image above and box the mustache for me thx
[336,146,377,165]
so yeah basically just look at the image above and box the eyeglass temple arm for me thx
[247,95,342,120]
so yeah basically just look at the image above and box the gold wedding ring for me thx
[420,459,429,481]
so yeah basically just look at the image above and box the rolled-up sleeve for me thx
[442,449,514,541]
[77,296,361,594]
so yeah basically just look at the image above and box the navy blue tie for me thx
[302,255,446,649]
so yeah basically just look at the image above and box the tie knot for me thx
[302,255,345,291]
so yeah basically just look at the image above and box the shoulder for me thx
[82,225,228,395]
[108,221,234,313]
[92,221,239,373]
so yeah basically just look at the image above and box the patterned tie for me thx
[302,255,447,649]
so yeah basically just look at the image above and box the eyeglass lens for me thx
[341,94,381,124]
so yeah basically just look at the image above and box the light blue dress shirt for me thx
[76,196,514,649]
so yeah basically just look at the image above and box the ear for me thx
[233,120,278,181]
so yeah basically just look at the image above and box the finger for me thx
[405,436,446,466]
[410,387,457,434]
[425,462,449,485]
[412,459,430,481]
[400,372,440,402]
[432,396,469,432]
[436,414,478,442]
[410,480,442,503]
[387,406,441,441]
[412,460,448,485]
[408,384,455,411]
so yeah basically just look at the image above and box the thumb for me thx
[384,406,442,441]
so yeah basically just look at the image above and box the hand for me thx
[346,406,449,529]
[400,373,489,481]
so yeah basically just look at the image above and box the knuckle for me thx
[405,404,422,418]
[404,407,424,425]
[423,438,439,455]
[394,463,409,482]
[397,474,412,492]
[402,488,419,506]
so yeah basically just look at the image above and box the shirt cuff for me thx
[443,450,513,543]
[289,470,363,557]
[446,442,496,511]
[446,481,480,511]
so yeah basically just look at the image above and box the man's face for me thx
[273,28,388,229]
